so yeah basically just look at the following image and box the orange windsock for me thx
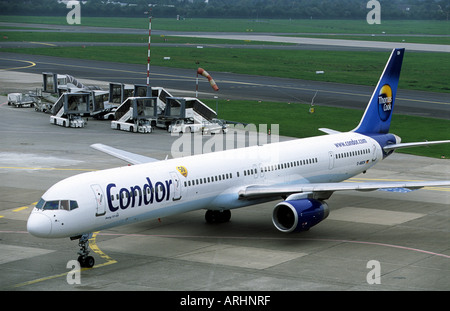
[197,68,219,91]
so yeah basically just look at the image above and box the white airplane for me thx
[27,48,450,268]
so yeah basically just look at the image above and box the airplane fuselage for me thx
[25,48,450,270]
[28,131,383,238]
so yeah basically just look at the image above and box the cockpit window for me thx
[36,198,79,211]
[60,200,70,211]
[70,200,79,210]
[44,200,59,210]
[36,198,45,209]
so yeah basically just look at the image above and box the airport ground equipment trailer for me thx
[50,93,90,128]
[7,92,36,108]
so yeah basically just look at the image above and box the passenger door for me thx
[91,184,106,216]
[328,151,335,170]
[170,172,182,201]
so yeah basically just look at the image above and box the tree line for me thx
[1,0,449,20]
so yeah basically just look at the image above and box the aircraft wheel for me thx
[78,255,95,268]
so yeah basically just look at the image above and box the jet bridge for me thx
[50,93,90,128]
[111,97,158,133]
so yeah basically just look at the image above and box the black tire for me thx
[205,210,216,223]
[78,255,95,268]
[84,256,95,268]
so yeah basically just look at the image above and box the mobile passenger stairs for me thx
[111,85,173,133]
[111,97,157,133]
[34,72,69,113]
[36,72,109,119]
[164,97,225,134]
[55,74,112,120]
[50,92,90,128]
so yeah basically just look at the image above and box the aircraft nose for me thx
[27,212,52,238]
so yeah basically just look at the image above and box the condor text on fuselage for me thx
[106,177,173,212]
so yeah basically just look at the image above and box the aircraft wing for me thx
[90,143,159,165]
[238,180,450,200]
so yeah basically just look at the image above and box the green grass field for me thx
[1,16,449,35]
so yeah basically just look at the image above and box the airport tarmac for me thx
[0,88,449,291]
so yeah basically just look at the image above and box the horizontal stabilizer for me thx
[318,128,341,135]
[90,143,159,165]
[383,140,450,151]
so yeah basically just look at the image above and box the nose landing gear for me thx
[75,233,95,268]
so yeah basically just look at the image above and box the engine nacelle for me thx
[272,199,330,233]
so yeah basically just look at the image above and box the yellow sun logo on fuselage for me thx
[176,166,188,177]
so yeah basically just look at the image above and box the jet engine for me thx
[272,199,330,233]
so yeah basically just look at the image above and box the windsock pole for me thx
[196,71,199,98]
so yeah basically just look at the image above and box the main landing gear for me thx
[72,233,95,268]
[205,209,231,224]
